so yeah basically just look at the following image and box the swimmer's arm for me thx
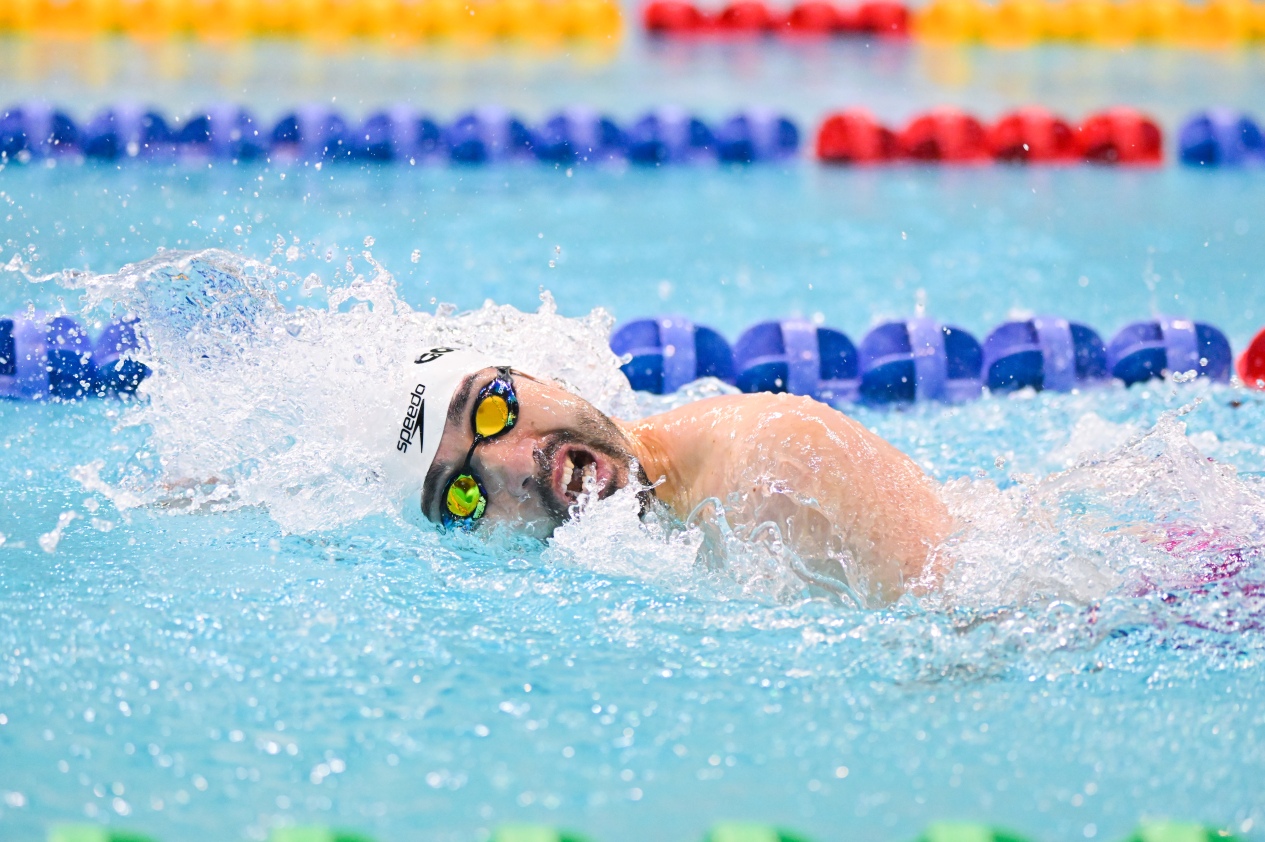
[154,475,232,509]
[756,396,954,592]
[633,393,953,595]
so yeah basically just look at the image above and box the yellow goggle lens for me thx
[446,474,484,519]
[475,394,510,438]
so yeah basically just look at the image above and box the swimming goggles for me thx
[441,367,519,529]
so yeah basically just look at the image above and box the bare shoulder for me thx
[675,392,881,445]
[654,391,860,428]
[638,391,897,478]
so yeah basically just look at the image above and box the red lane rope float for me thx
[1077,107,1165,164]
[816,106,1163,165]
[988,106,1078,162]
[815,110,898,162]
[643,0,909,36]
[1238,328,1265,389]
[899,108,990,162]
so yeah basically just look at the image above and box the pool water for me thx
[3,24,1265,842]
[4,164,1264,340]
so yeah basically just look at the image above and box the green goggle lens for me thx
[446,474,486,520]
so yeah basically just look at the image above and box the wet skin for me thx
[422,367,954,600]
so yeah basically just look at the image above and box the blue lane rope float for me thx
[269,105,355,163]
[609,315,736,393]
[354,106,447,163]
[0,103,801,166]
[611,314,1238,403]
[444,106,539,164]
[42,822,1246,842]
[0,313,148,401]
[177,104,269,161]
[858,317,984,404]
[981,316,1108,393]
[626,107,720,165]
[1178,109,1265,167]
[713,109,802,163]
[1107,316,1232,385]
[534,106,627,164]
[0,102,79,160]
[732,318,860,404]
[80,106,175,160]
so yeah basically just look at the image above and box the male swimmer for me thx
[386,346,954,603]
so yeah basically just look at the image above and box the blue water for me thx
[3,27,1265,842]
[3,165,1265,346]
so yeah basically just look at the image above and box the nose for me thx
[473,429,544,502]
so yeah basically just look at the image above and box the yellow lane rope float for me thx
[0,0,623,46]
[913,0,1265,46]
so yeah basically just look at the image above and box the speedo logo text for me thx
[397,383,426,453]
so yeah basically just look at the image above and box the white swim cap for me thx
[381,345,494,508]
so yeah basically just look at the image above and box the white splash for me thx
[542,483,703,591]
[38,510,78,554]
[922,407,1265,608]
[66,249,636,534]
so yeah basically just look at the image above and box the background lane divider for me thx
[1,309,1250,404]
[1,103,1188,166]
[610,314,1241,405]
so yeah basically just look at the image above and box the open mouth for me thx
[552,444,613,506]
[565,450,596,498]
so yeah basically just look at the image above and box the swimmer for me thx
[388,346,953,603]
